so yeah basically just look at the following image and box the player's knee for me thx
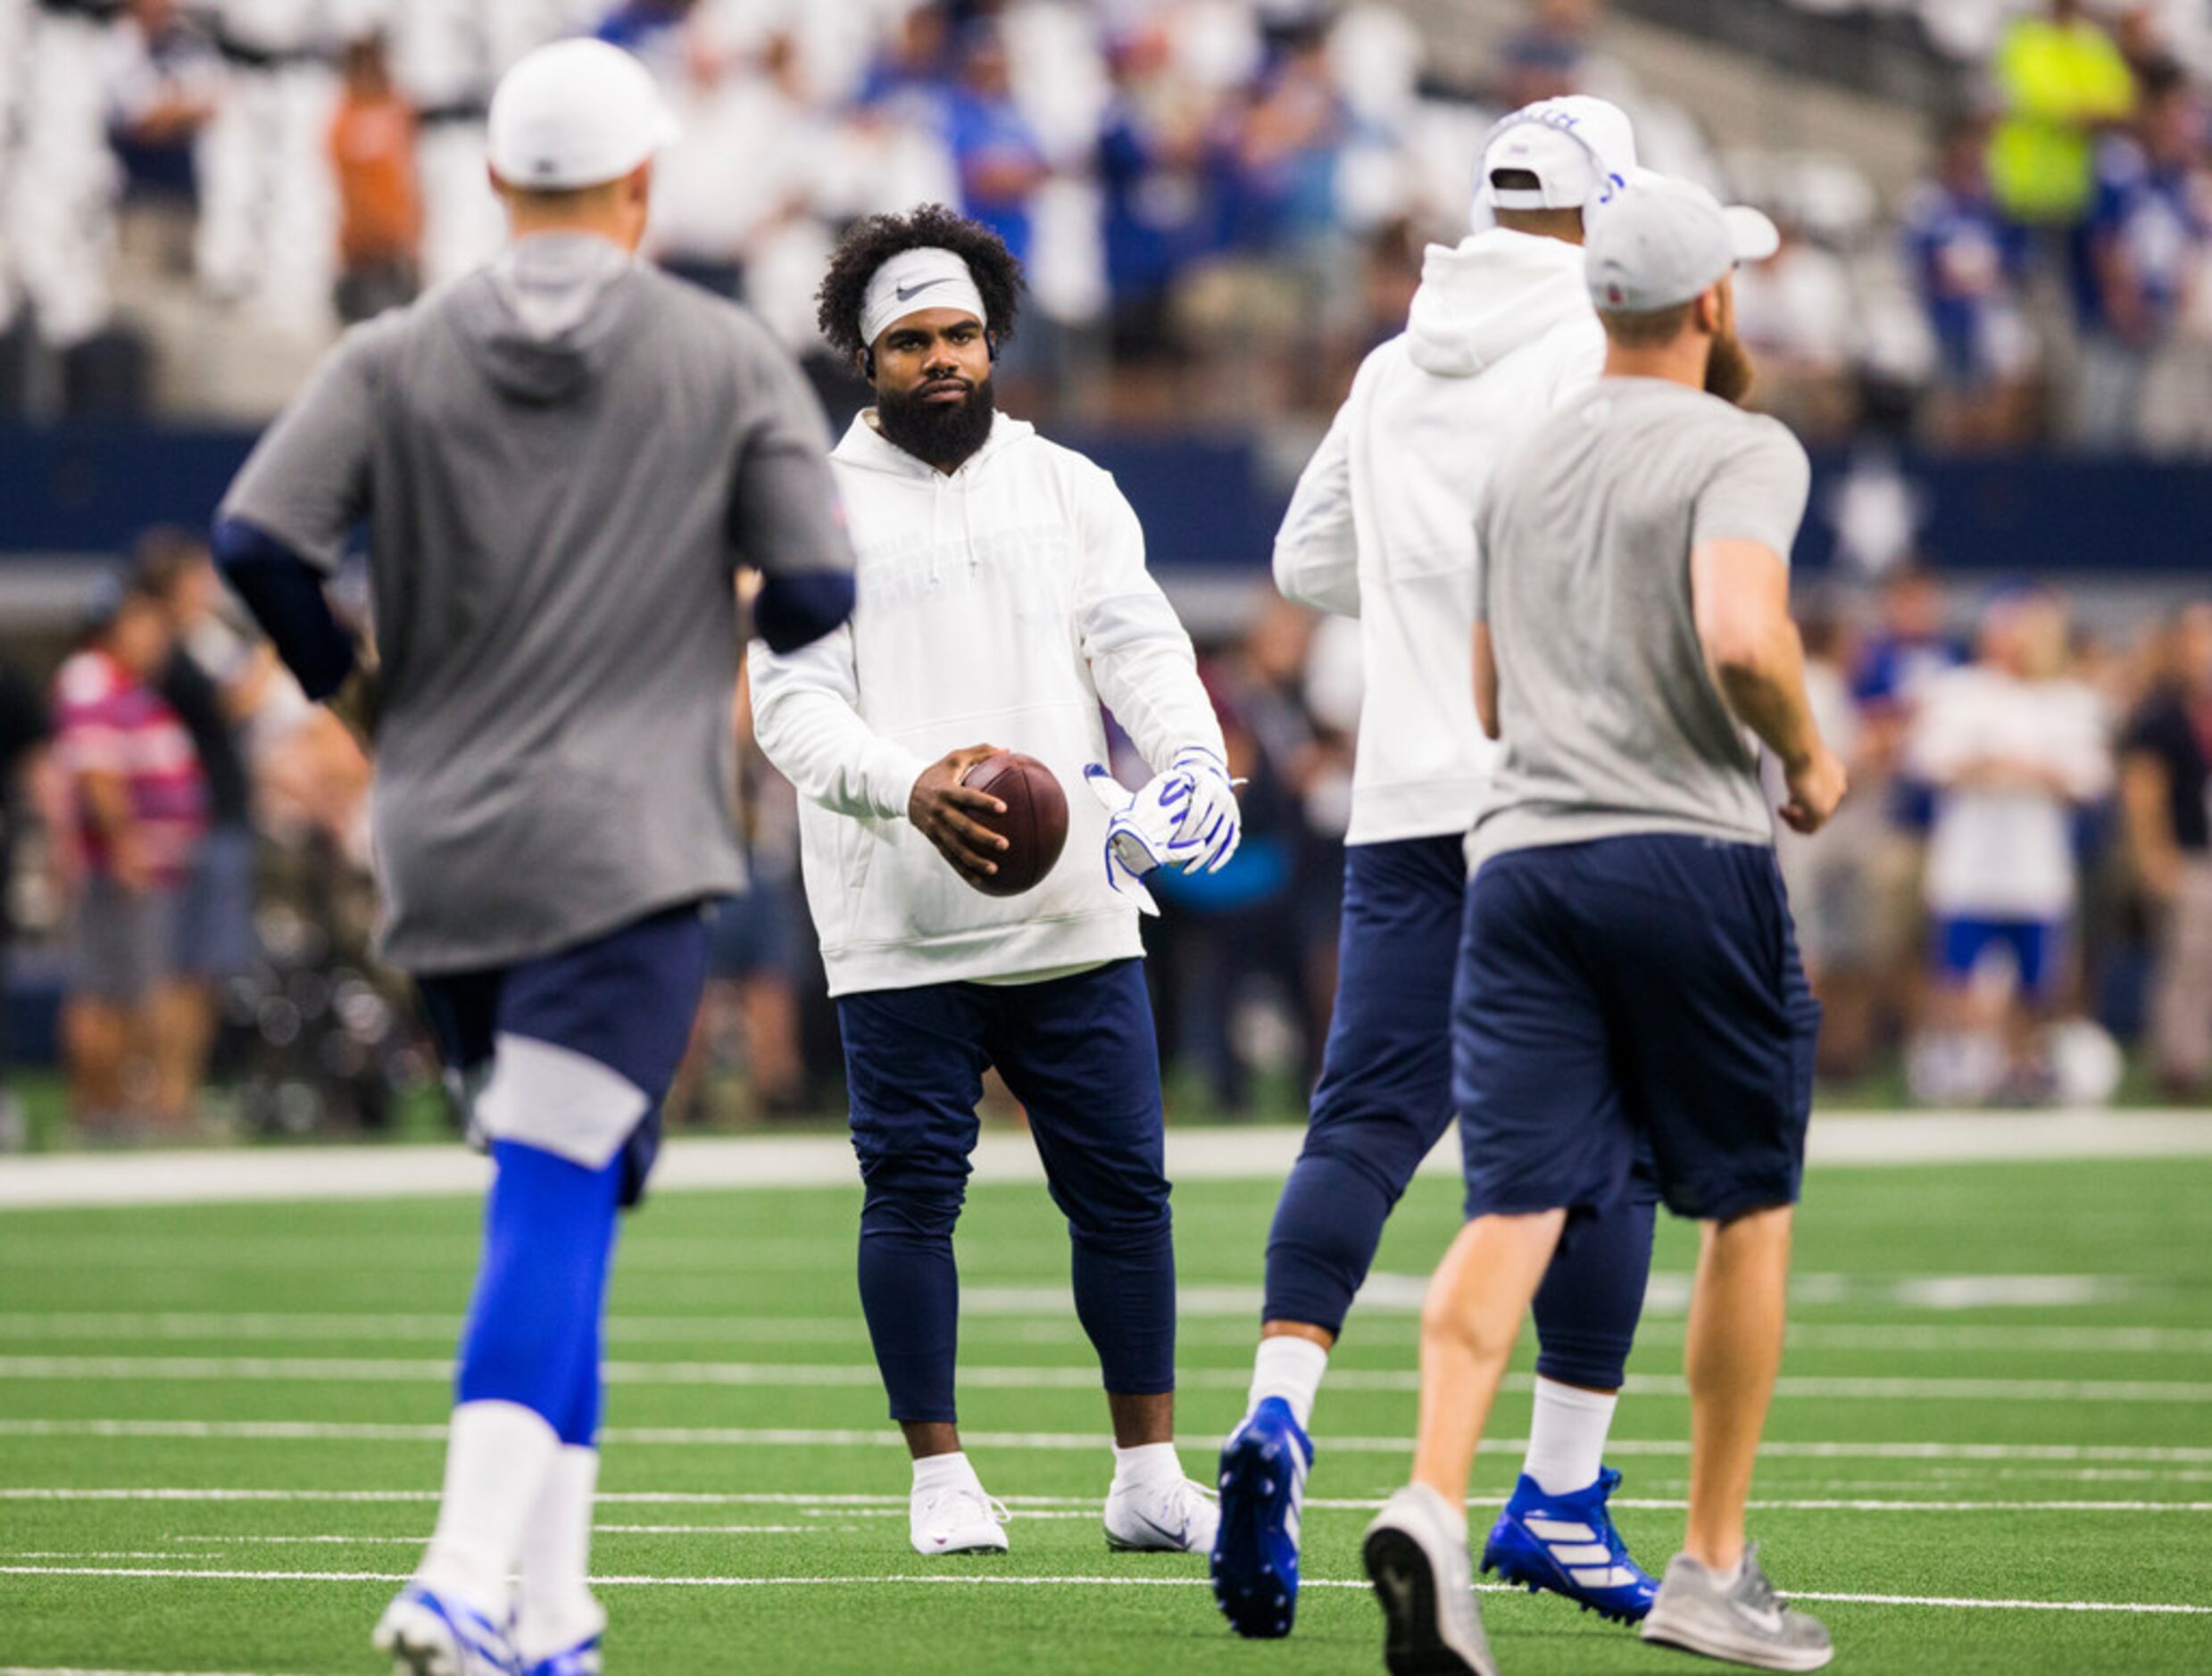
[860,1182,965,1240]
[1419,1284,1519,1364]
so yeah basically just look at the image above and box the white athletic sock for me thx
[1247,1335,1329,1431]
[417,1399,561,1608]
[1521,1375,1617,1497]
[912,1450,985,1498]
[1110,1440,1185,1492]
[515,1445,605,1660]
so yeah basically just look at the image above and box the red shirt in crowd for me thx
[52,648,207,888]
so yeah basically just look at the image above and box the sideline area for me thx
[4,1110,2212,1209]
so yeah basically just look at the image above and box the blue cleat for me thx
[520,1634,602,1676]
[1480,1466,1658,1625]
[372,1581,520,1676]
[1210,1396,1315,1639]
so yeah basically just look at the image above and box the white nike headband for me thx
[859,247,988,350]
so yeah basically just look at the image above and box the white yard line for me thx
[9,1481,2212,1514]
[4,1311,2200,1353]
[8,1424,2212,1464]
[5,1112,2212,1209]
[4,1354,2209,1404]
[0,1564,2203,1617]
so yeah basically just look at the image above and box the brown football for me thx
[959,751,1069,898]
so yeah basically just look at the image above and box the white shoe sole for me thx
[1641,1607,1836,1672]
[1361,1523,1498,1676]
[373,1620,464,1676]
[911,1531,1010,1556]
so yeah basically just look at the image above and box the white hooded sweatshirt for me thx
[749,410,1227,996]
[1273,228,1604,846]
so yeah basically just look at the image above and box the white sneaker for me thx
[1105,1473,1220,1554]
[911,1481,1010,1556]
[1362,1483,1497,1676]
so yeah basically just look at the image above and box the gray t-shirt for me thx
[221,236,853,974]
[1471,377,1810,868]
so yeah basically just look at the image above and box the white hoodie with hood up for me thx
[750,410,1227,997]
[1273,228,1602,847]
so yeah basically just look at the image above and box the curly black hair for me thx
[814,203,1026,359]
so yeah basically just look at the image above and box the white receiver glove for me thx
[1083,747,1244,914]
[1083,763,1184,914]
[1168,745,1242,873]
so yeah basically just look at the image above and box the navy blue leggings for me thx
[1264,836,1656,1390]
[838,959,1174,1424]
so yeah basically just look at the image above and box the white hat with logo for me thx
[1584,172,1782,311]
[487,39,680,192]
[1476,95,1639,220]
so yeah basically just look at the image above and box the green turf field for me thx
[2,1151,2210,1673]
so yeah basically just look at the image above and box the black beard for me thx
[876,376,997,471]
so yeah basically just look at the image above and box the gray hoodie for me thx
[221,235,855,973]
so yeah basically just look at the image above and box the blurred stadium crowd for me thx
[8,531,2212,1142]
[6,0,2212,1142]
[5,0,2212,451]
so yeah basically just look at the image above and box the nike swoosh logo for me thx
[1118,1508,1188,1547]
[895,278,950,302]
[1734,1602,1786,1635]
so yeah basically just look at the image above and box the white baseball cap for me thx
[1584,172,1781,312]
[486,38,680,192]
[1477,95,1638,218]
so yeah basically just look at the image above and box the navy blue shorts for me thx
[1454,835,1819,1224]
[415,901,711,1207]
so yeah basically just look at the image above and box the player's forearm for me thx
[1092,643,1227,775]
[1712,619,1823,772]
[751,684,923,822]
[212,517,359,701]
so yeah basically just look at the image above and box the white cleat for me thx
[911,1482,1011,1556]
[372,1582,520,1676]
[1105,1473,1221,1554]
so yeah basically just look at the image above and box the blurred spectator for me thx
[1907,590,2114,1102]
[2119,602,2212,1095]
[51,575,207,1133]
[1500,0,1599,108]
[1903,113,2039,449]
[2073,57,2208,451]
[1147,597,1336,1113]
[670,672,810,1125]
[944,21,1051,268]
[328,35,422,326]
[105,0,219,225]
[1096,28,1211,382]
[0,656,51,1149]
[1775,609,1880,1079]
[1852,568,1970,1059]
[1730,213,1860,443]
[137,527,259,1125]
[1988,0,2138,229]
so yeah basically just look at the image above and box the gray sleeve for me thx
[1689,419,1811,565]
[724,319,856,580]
[217,327,380,573]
